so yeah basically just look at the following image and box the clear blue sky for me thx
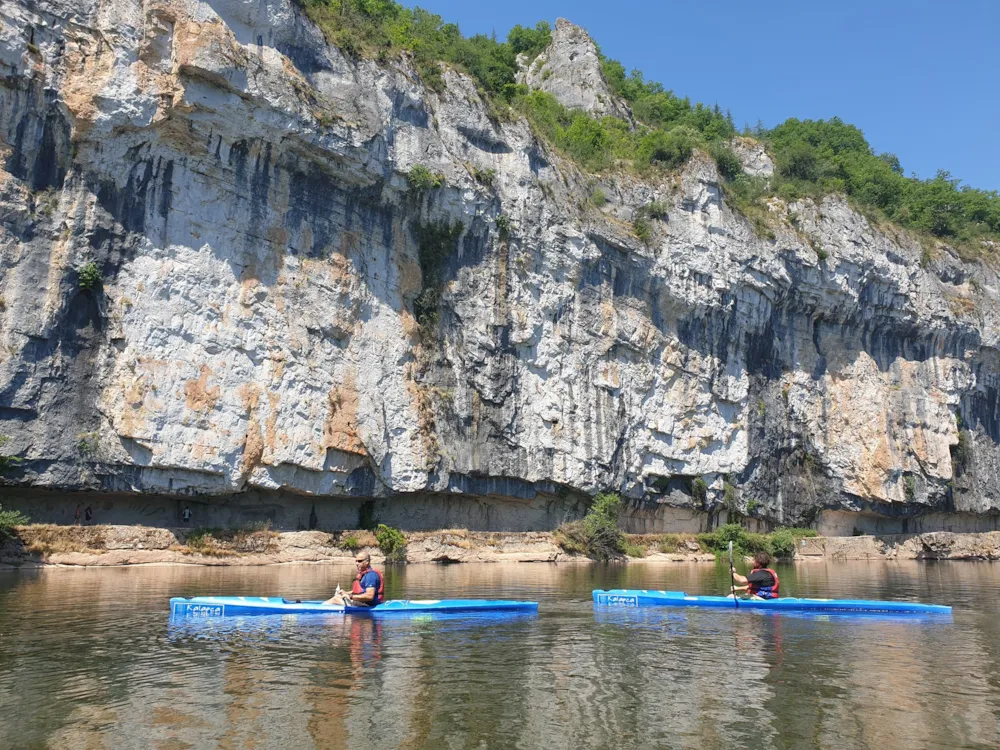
[401,0,999,192]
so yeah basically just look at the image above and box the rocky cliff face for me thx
[518,18,632,121]
[2,1,1000,532]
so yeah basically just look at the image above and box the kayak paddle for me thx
[728,540,739,609]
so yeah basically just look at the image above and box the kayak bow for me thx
[592,590,951,615]
[170,596,538,618]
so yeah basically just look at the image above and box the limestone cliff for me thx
[2,0,1000,533]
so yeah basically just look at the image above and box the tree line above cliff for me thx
[297,0,1000,258]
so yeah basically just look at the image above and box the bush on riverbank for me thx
[375,523,407,561]
[0,504,29,541]
[554,492,626,560]
[697,523,816,560]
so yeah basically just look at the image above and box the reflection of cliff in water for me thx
[1,563,998,747]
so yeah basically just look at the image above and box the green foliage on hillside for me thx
[601,60,734,140]
[753,117,1000,255]
[516,92,715,173]
[299,0,730,174]
[298,0,549,98]
[297,0,1000,258]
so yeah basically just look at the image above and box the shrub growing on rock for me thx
[375,523,407,561]
[78,262,101,291]
[638,201,669,220]
[690,477,708,504]
[406,165,445,190]
[0,504,29,541]
[709,143,743,181]
[636,125,700,171]
[632,216,651,243]
[0,436,22,472]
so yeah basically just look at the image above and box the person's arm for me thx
[732,572,748,585]
[352,586,376,604]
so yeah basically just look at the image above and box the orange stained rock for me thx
[264,392,281,455]
[184,364,221,412]
[324,372,367,456]
[241,417,263,474]
[59,36,117,137]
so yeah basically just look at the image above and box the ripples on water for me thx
[1,561,999,749]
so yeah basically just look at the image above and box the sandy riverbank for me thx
[2,525,1000,568]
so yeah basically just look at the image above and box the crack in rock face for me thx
[2,0,1000,532]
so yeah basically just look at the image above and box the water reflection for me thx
[0,561,998,748]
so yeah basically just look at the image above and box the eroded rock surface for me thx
[3,0,1000,530]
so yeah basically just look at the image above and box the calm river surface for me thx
[1,561,999,749]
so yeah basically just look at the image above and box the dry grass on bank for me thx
[16,524,108,555]
[178,523,279,557]
[332,530,379,551]
[553,521,590,555]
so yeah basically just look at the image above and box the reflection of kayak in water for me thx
[170,596,539,618]
[592,590,952,615]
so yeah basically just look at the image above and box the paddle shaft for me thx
[728,541,739,609]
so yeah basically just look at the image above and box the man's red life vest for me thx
[351,568,384,603]
[747,567,779,599]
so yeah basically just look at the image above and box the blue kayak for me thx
[170,596,538,618]
[592,590,952,615]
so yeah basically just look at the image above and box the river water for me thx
[1,561,998,749]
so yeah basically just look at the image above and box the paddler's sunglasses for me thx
[354,558,366,564]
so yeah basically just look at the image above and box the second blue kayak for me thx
[592,589,951,615]
[170,596,538,618]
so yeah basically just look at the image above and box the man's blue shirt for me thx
[359,570,381,603]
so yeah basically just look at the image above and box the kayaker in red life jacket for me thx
[729,551,780,599]
[322,551,384,607]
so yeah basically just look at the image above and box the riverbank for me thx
[2,525,1000,568]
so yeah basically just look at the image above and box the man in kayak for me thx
[323,552,384,607]
[730,551,780,599]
